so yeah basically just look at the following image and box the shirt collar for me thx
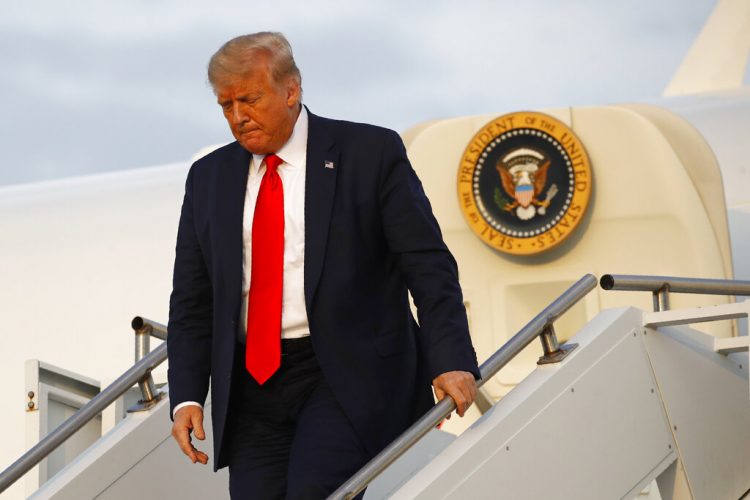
[251,106,308,174]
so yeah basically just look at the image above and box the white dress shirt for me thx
[240,107,310,341]
[173,107,310,417]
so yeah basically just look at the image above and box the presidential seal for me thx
[457,111,592,255]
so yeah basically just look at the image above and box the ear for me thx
[286,78,301,107]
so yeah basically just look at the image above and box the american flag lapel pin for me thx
[324,160,334,169]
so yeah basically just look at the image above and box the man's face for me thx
[215,60,301,155]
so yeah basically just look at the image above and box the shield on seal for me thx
[515,184,534,208]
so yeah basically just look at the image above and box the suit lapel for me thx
[221,143,251,319]
[304,111,339,311]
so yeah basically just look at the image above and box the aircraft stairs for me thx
[2,274,749,499]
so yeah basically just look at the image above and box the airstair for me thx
[2,274,749,499]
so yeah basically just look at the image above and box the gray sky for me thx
[0,0,721,186]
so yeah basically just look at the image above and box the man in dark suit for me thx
[167,32,479,499]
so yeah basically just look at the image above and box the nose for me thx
[231,102,248,125]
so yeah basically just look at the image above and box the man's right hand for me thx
[171,405,209,464]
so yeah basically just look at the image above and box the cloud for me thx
[0,0,717,185]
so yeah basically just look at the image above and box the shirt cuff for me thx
[173,401,203,419]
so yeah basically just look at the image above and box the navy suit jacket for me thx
[167,109,480,470]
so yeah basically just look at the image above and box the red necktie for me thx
[246,154,284,384]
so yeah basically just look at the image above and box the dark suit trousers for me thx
[226,337,369,500]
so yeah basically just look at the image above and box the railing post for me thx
[540,324,560,353]
[658,284,671,311]
[652,284,671,312]
[537,324,578,365]
[135,322,151,362]
[128,321,164,412]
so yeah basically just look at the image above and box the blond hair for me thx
[208,32,302,91]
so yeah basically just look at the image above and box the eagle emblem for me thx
[457,111,592,255]
[496,147,558,220]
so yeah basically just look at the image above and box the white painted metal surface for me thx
[24,361,101,497]
[30,395,228,500]
[391,308,678,499]
[29,391,457,500]
[645,302,750,357]
[390,305,750,499]
[644,301,750,329]
[644,325,750,499]
[663,0,750,96]
[0,164,187,499]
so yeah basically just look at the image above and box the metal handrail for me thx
[132,316,168,341]
[329,273,598,499]
[600,274,750,295]
[600,274,750,312]
[0,318,168,494]
[3,272,599,498]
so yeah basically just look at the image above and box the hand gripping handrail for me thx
[0,317,167,494]
[329,273,598,499]
[600,274,750,311]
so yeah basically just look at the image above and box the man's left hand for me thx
[432,371,477,418]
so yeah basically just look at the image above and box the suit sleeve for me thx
[167,165,213,418]
[378,130,480,382]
